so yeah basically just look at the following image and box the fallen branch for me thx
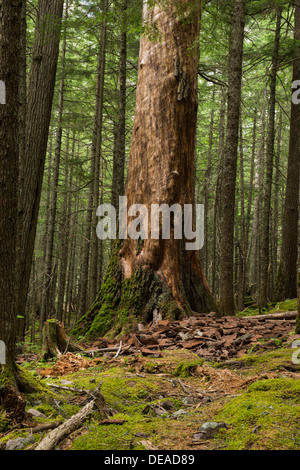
[114,341,122,359]
[84,345,131,356]
[26,421,63,434]
[35,384,109,450]
[85,347,120,355]
[46,383,87,394]
[245,311,297,321]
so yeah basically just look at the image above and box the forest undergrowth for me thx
[0,302,299,451]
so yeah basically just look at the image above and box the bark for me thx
[0,0,36,418]
[276,1,300,301]
[35,384,109,450]
[297,223,300,334]
[245,108,257,291]
[204,88,215,280]
[16,0,64,326]
[40,2,67,335]
[219,0,246,316]
[78,147,94,317]
[0,0,22,367]
[250,90,266,295]
[237,112,245,310]
[41,320,83,359]
[271,110,282,299]
[74,0,215,340]
[259,7,282,308]
[57,129,71,322]
[111,0,127,221]
[90,0,108,304]
[212,86,226,298]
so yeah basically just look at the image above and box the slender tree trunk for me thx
[90,0,108,304]
[212,86,226,299]
[296,222,300,334]
[204,88,215,280]
[57,129,71,322]
[237,112,245,309]
[78,151,94,317]
[74,0,215,340]
[250,90,266,296]
[245,108,257,292]
[111,0,127,219]
[271,110,282,300]
[65,134,77,325]
[259,7,282,309]
[16,0,64,326]
[276,1,300,301]
[219,0,246,316]
[40,7,67,336]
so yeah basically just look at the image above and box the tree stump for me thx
[42,320,83,359]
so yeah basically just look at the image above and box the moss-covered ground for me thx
[1,335,299,451]
[237,298,298,317]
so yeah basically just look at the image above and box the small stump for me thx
[42,320,83,360]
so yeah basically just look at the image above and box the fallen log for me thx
[244,311,297,321]
[35,384,109,450]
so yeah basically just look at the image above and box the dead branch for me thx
[35,384,109,450]
[244,311,297,321]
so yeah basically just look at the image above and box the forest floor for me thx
[1,300,299,451]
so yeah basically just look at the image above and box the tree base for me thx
[73,242,215,340]
[0,362,38,425]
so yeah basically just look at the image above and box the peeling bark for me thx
[75,0,215,340]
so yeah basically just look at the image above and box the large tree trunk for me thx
[0,0,21,369]
[74,0,215,340]
[276,1,300,301]
[0,0,35,421]
[219,0,246,316]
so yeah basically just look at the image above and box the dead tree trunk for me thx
[42,320,83,359]
[74,0,215,340]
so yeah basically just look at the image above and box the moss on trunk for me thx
[0,361,39,424]
[72,242,199,340]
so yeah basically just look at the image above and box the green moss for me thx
[237,298,298,317]
[214,377,300,450]
[79,255,186,340]
[174,360,204,378]
[0,410,9,433]
[34,403,59,418]
[269,299,298,313]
